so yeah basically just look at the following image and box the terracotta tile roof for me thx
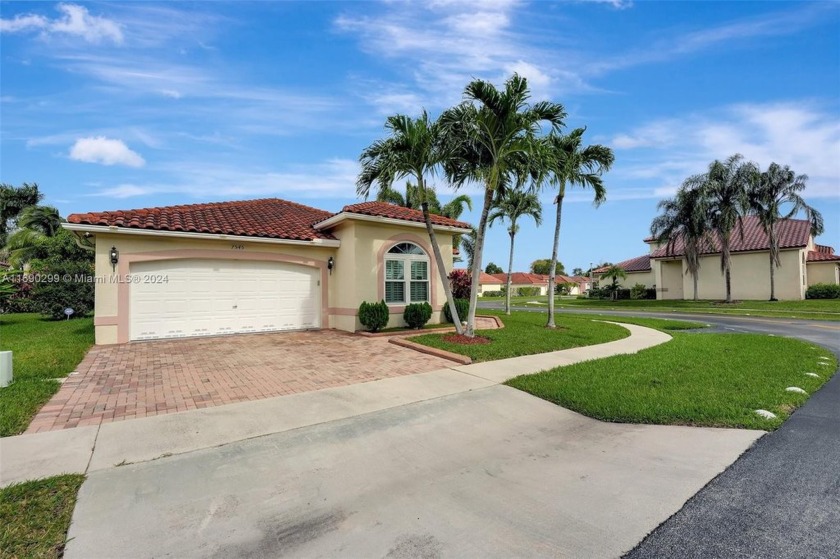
[336,201,471,229]
[815,244,835,254]
[453,269,506,284]
[593,254,652,274]
[491,272,549,285]
[556,274,588,284]
[650,216,812,258]
[67,198,337,241]
[807,251,840,262]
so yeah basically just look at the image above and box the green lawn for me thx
[507,332,837,430]
[0,474,86,559]
[563,313,708,331]
[0,313,94,436]
[503,296,840,321]
[410,310,630,362]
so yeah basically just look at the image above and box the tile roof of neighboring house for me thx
[453,269,505,284]
[593,254,652,274]
[649,216,812,258]
[491,272,549,285]
[479,272,504,284]
[67,198,337,241]
[815,244,836,254]
[807,251,840,262]
[336,201,471,229]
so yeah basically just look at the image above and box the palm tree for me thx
[0,182,42,247]
[600,265,627,300]
[650,186,710,301]
[748,163,824,301]
[440,74,565,336]
[4,205,64,268]
[688,154,752,303]
[460,228,477,270]
[357,112,466,334]
[488,190,542,315]
[537,128,613,328]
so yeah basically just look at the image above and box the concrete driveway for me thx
[27,330,453,433]
[65,385,761,558]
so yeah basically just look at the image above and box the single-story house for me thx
[592,255,654,290]
[490,272,550,296]
[453,269,504,296]
[63,198,471,345]
[596,216,840,300]
[555,274,591,295]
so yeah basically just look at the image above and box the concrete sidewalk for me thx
[1,322,669,486]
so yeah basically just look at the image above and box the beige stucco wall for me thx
[807,262,840,286]
[601,270,654,290]
[655,248,806,300]
[478,283,503,295]
[90,232,336,344]
[85,220,459,344]
[332,221,456,331]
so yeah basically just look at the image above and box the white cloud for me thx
[69,137,145,167]
[609,101,840,199]
[0,3,123,44]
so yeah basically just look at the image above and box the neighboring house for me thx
[63,199,470,345]
[491,272,550,296]
[555,274,591,295]
[592,255,654,290]
[453,269,504,295]
[598,216,840,300]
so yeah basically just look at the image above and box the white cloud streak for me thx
[1,3,123,44]
[609,101,840,199]
[69,137,145,167]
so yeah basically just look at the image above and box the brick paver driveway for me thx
[26,330,454,433]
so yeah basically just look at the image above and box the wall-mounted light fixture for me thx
[327,256,335,275]
[110,246,119,272]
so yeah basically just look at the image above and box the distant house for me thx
[597,216,840,300]
[592,255,654,290]
[555,274,593,295]
[491,272,550,296]
[453,269,504,296]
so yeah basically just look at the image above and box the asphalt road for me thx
[483,302,840,559]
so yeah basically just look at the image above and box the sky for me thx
[1,0,838,273]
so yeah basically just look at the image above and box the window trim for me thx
[384,242,430,305]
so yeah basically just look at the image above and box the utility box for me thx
[0,351,12,388]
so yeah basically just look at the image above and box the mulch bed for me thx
[442,334,491,345]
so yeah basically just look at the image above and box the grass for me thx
[0,474,86,558]
[507,332,837,430]
[409,310,630,362]
[505,296,840,321]
[564,313,708,331]
[0,313,94,436]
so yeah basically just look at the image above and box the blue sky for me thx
[1,1,838,273]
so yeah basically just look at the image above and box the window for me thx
[384,242,429,304]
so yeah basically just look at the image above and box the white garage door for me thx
[129,259,320,341]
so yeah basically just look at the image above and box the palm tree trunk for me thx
[421,201,463,335]
[466,188,495,337]
[693,272,698,301]
[768,225,777,301]
[722,240,732,303]
[546,192,564,328]
[505,229,515,315]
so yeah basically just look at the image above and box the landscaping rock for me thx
[785,387,807,395]
[754,409,777,420]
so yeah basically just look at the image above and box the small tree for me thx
[529,259,564,276]
[448,269,472,299]
[485,262,503,274]
[600,265,627,300]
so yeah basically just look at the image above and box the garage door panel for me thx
[130,259,320,341]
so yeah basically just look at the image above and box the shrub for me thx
[448,269,472,299]
[443,298,470,323]
[481,290,505,298]
[806,283,840,299]
[630,283,647,300]
[403,302,433,329]
[516,286,541,297]
[358,300,389,332]
[29,259,95,320]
